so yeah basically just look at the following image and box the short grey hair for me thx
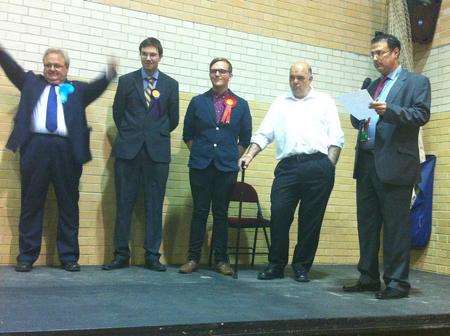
[42,48,70,67]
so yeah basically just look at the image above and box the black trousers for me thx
[17,134,82,264]
[187,164,237,263]
[268,153,335,271]
[113,146,169,262]
[356,150,412,292]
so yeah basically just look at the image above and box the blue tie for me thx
[46,85,57,132]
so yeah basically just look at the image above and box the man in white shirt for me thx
[239,60,344,282]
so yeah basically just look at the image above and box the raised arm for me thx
[83,59,117,106]
[0,44,27,91]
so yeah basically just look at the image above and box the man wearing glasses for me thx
[103,37,179,271]
[179,58,252,275]
[0,44,116,272]
[343,32,431,299]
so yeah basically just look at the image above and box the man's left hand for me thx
[369,101,387,115]
[107,58,118,80]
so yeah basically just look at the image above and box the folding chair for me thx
[209,169,270,278]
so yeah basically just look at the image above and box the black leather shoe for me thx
[375,287,408,300]
[293,266,309,283]
[343,281,381,292]
[145,259,166,272]
[15,261,33,272]
[257,265,284,280]
[102,258,130,271]
[62,262,80,272]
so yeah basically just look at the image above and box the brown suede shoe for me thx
[216,262,234,276]
[179,260,199,274]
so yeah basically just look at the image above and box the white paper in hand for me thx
[337,89,378,121]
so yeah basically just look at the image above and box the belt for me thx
[283,152,325,162]
[33,132,67,138]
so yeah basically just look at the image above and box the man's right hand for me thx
[238,154,253,171]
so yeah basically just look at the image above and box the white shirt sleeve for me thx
[251,99,277,151]
[324,96,345,148]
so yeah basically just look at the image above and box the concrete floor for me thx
[0,264,449,334]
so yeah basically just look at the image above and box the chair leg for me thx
[234,226,242,278]
[208,226,215,267]
[251,228,258,266]
[263,226,270,249]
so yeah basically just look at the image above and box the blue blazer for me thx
[351,68,431,185]
[183,89,252,172]
[1,48,113,164]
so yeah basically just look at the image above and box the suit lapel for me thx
[386,68,407,103]
[204,89,217,125]
[132,70,147,107]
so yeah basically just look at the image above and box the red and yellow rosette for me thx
[221,96,237,124]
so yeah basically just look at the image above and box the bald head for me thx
[289,61,313,99]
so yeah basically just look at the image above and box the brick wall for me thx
[1,0,447,274]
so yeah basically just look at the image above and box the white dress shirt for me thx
[251,88,344,160]
[30,85,68,136]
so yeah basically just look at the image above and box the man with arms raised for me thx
[0,44,116,272]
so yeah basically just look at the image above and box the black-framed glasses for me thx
[370,49,392,58]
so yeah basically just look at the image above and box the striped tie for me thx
[144,77,155,108]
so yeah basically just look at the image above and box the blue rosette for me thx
[59,83,75,104]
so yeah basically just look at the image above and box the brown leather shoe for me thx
[215,262,234,276]
[179,260,199,274]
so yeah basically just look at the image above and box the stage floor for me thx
[0,264,449,335]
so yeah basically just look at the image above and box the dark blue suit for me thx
[1,48,113,265]
[183,89,252,262]
[111,69,179,262]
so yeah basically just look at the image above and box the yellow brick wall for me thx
[410,113,450,275]
[96,0,386,55]
[2,0,448,276]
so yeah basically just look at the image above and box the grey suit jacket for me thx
[352,68,431,185]
[112,69,179,162]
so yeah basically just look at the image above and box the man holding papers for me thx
[343,32,431,299]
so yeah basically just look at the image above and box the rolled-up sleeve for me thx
[326,97,345,148]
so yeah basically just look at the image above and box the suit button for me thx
[213,144,217,147]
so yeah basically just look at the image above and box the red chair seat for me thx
[228,217,270,228]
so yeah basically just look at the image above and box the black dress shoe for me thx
[375,287,408,300]
[102,258,130,271]
[145,260,166,272]
[292,267,309,283]
[15,261,33,272]
[62,262,80,272]
[257,265,284,280]
[343,281,381,292]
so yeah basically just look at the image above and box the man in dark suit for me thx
[343,32,431,299]
[179,58,252,276]
[0,44,116,272]
[103,37,179,272]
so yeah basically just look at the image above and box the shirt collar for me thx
[385,65,402,81]
[287,87,316,101]
[212,89,229,99]
[141,68,159,81]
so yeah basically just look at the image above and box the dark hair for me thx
[371,31,401,51]
[210,57,233,74]
[139,37,163,56]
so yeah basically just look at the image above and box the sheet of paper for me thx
[337,89,378,120]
